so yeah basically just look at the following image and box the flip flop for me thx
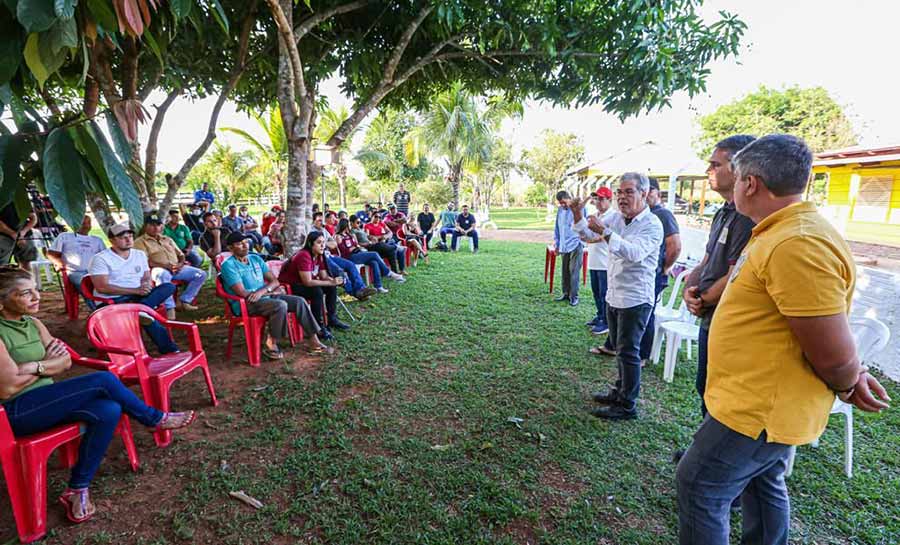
[262,347,285,360]
[306,344,334,355]
[156,410,196,431]
[59,488,95,524]
[589,346,617,356]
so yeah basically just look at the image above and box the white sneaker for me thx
[390,273,406,283]
[376,287,389,294]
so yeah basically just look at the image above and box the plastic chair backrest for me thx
[214,252,233,271]
[850,317,890,363]
[662,268,691,310]
[266,259,286,277]
[86,304,152,369]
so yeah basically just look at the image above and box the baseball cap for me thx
[108,222,134,237]
[648,177,660,191]
[387,203,396,209]
[595,187,613,199]
[225,231,253,246]
[144,212,163,225]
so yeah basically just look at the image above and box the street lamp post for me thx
[313,145,335,208]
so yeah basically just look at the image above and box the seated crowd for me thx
[0,189,481,538]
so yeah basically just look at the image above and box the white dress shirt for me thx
[574,206,662,308]
[583,209,615,271]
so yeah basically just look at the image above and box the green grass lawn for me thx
[491,207,555,230]
[35,240,899,544]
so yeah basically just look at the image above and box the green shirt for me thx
[439,210,458,228]
[164,223,193,250]
[0,316,52,400]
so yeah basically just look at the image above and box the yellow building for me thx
[813,145,900,246]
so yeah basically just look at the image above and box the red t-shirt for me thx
[337,233,360,259]
[324,223,336,236]
[365,222,389,237]
[261,214,276,236]
[278,249,326,285]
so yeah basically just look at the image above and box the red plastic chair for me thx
[216,276,268,367]
[59,269,81,320]
[544,246,588,294]
[0,343,140,544]
[214,251,233,272]
[85,304,218,447]
[78,275,115,307]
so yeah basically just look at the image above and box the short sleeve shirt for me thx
[88,248,149,295]
[50,232,105,272]
[133,234,182,268]
[392,191,411,213]
[650,204,679,282]
[222,215,244,233]
[698,202,755,327]
[220,254,269,315]
[352,228,371,245]
[706,202,856,445]
[457,213,476,230]
[163,223,193,250]
[364,222,389,238]
[337,234,359,259]
[278,249,325,285]
[417,212,436,232]
[355,210,371,224]
[200,226,234,255]
[439,210,458,228]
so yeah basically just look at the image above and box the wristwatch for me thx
[266,285,273,293]
[602,227,613,238]
[34,361,45,376]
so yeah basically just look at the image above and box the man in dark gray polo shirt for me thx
[682,135,756,418]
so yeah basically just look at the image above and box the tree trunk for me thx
[449,161,463,209]
[337,163,347,210]
[86,192,116,230]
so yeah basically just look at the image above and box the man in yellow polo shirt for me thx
[134,212,207,318]
[676,134,891,545]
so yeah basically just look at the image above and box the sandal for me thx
[306,344,334,355]
[156,410,196,431]
[262,347,285,361]
[589,346,617,356]
[59,488,95,524]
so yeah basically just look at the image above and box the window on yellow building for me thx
[853,176,892,222]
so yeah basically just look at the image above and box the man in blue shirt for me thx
[193,183,215,211]
[438,204,458,247]
[220,232,329,358]
[552,191,583,306]
[355,203,372,225]
[451,204,478,253]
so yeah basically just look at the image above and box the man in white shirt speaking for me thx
[574,172,663,420]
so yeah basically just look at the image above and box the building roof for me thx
[566,140,707,180]
[813,144,900,167]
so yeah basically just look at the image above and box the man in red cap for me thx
[583,187,614,335]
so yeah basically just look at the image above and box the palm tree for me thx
[221,107,288,207]
[411,82,521,208]
[203,143,258,204]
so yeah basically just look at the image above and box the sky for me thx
[142,0,900,189]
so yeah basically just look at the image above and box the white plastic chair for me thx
[658,314,700,383]
[648,269,692,360]
[785,316,890,478]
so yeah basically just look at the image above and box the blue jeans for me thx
[451,230,479,251]
[150,266,208,309]
[326,256,365,296]
[639,281,667,360]
[184,248,203,267]
[589,270,608,325]
[677,416,792,545]
[696,326,710,417]
[2,372,163,488]
[347,250,389,289]
[66,271,97,310]
[439,227,456,244]
[605,303,652,411]
[110,283,179,353]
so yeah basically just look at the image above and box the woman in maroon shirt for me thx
[335,219,400,293]
[278,232,343,339]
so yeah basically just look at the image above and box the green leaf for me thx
[85,0,117,33]
[53,0,74,18]
[73,123,120,206]
[169,0,191,19]
[16,0,57,33]
[0,134,24,209]
[89,120,143,228]
[47,14,77,53]
[43,128,87,229]
[0,15,24,86]
[142,27,164,68]
[23,33,50,89]
[37,28,68,79]
[208,0,229,35]
[104,112,132,164]
[12,186,32,223]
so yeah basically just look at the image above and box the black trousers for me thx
[290,283,337,326]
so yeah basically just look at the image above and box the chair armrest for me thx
[91,342,141,358]
[164,320,204,352]
[71,355,117,372]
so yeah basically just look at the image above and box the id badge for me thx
[717,226,729,245]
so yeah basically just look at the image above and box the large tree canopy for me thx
[695,86,858,157]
